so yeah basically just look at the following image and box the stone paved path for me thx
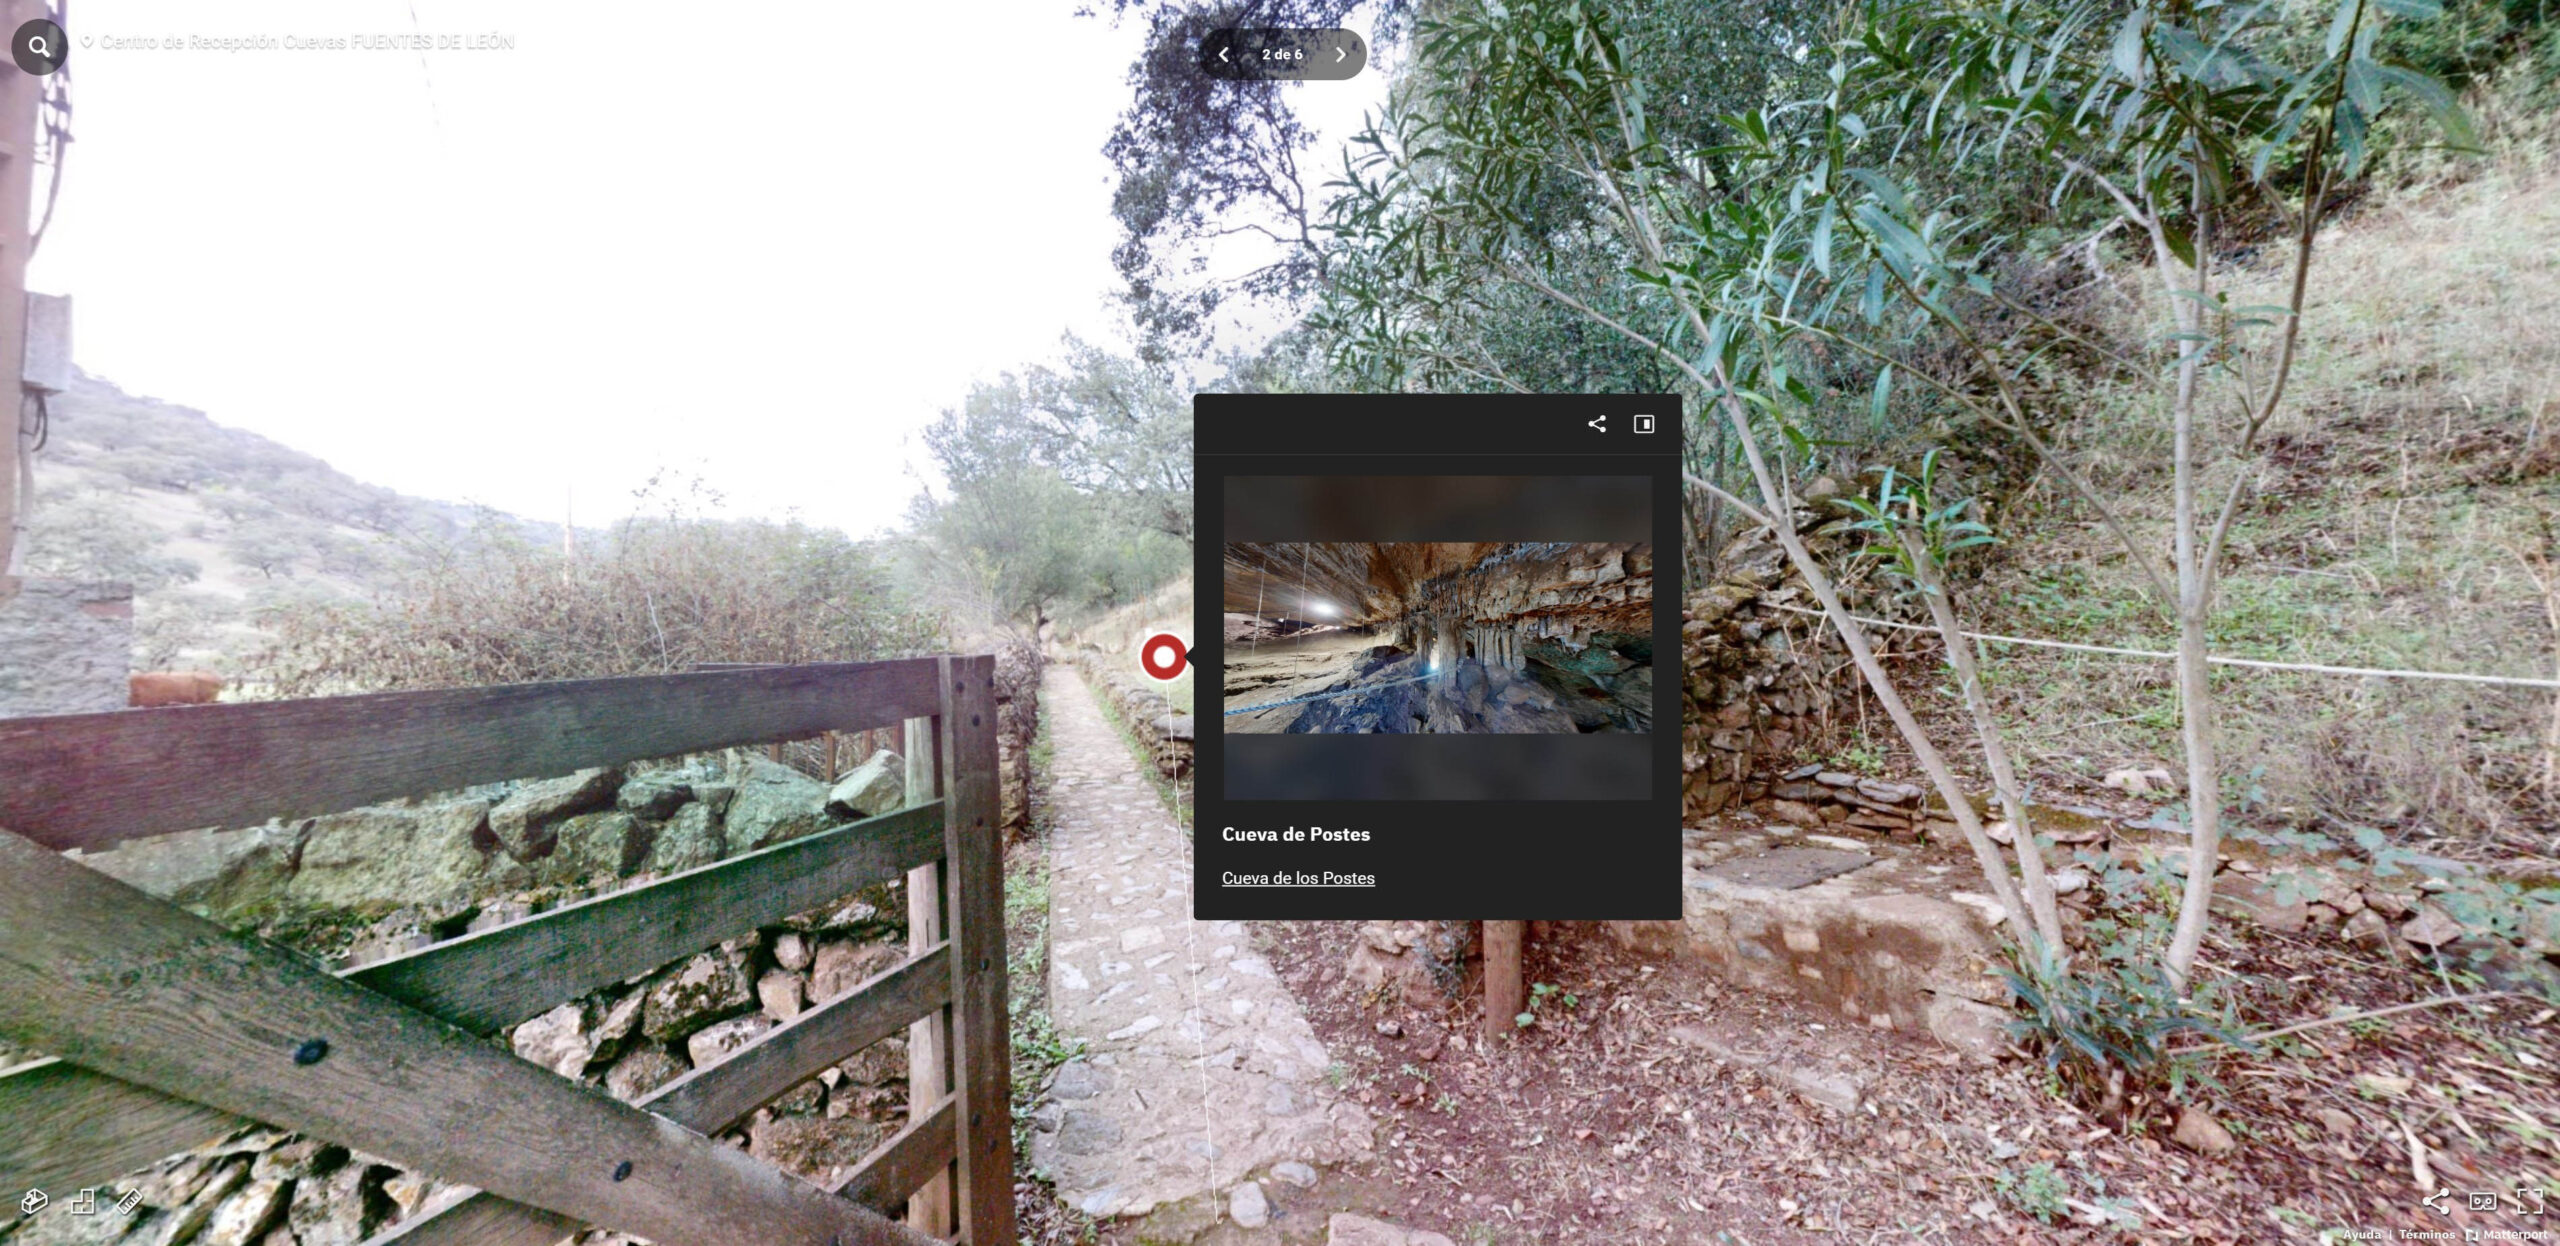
[1024,667,1374,1221]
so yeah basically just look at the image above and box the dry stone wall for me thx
[1075,651,1194,781]
[993,638,1043,834]
[1678,528,1923,819]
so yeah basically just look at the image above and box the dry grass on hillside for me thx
[1949,139,2560,856]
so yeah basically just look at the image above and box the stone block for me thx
[646,801,726,874]
[643,951,755,1042]
[489,768,622,861]
[726,756,833,850]
[825,750,904,819]
[1679,879,2005,1055]
[1767,799,1822,828]
[68,819,306,921]
[289,800,497,915]
[616,776,692,820]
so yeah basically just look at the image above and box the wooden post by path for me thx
[1483,920,1525,1042]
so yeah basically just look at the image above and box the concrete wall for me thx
[0,577,131,717]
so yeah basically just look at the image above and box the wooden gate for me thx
[0,655,1014,1245]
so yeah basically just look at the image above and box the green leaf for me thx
[2333,95,2371,173]
[2111,7,2151,81]
[2325,0,2365,57]
[2160,218,2197,269]
[2343,57,2382,115]
[1840,167,1913,218]
[2367,60,2480,150]
[2376,0,2440,16]
[1869,364,1894,430]
[1811,203,1837,278]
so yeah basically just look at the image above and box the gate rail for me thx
[0,655,1013,1246]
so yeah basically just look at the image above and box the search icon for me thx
[12,18,65,76]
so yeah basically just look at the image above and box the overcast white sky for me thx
[31,2,1382,536]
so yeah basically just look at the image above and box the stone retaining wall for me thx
[993,638,1043,834]
[1679,528,1921,819]
[1075,653,1194,781]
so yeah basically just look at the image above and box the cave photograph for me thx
[1221,542,1654,734]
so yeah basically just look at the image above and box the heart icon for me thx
[78,35,89,47]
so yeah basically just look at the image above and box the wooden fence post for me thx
[1483,920,1525,1043]
[904,712,954,1237]
[938,655,1015,1242]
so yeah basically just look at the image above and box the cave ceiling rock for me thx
[1221,542,1651,659]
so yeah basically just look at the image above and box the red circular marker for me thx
[1139,632,1189,682]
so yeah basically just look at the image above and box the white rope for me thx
[1759,602,2560,690]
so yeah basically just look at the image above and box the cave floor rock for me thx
[1221,633,1597,735]
[1029,667,1375,1222]
[1219,630,1386,732]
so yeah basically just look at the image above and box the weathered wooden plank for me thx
[834,1096,956,1216]
[938,655,1018,1242]
[0,659,943,852]
[362,948,953,1246]
[648,942,951,1133]
[0,1058,250,1197]
[903,713,956,1237]
[363,1185,581,1246]
[354,802,944,1033]
[0,827,925,1246]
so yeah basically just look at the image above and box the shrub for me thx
[246,508,938,696]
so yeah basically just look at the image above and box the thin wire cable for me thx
[1761,602,2560,690]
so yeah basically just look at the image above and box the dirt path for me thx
[1023,666,1375,1222]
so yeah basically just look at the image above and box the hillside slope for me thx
[1957,148,2560,846]
[18,370,558,669]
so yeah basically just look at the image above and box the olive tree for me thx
[1321,0,2470,991]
